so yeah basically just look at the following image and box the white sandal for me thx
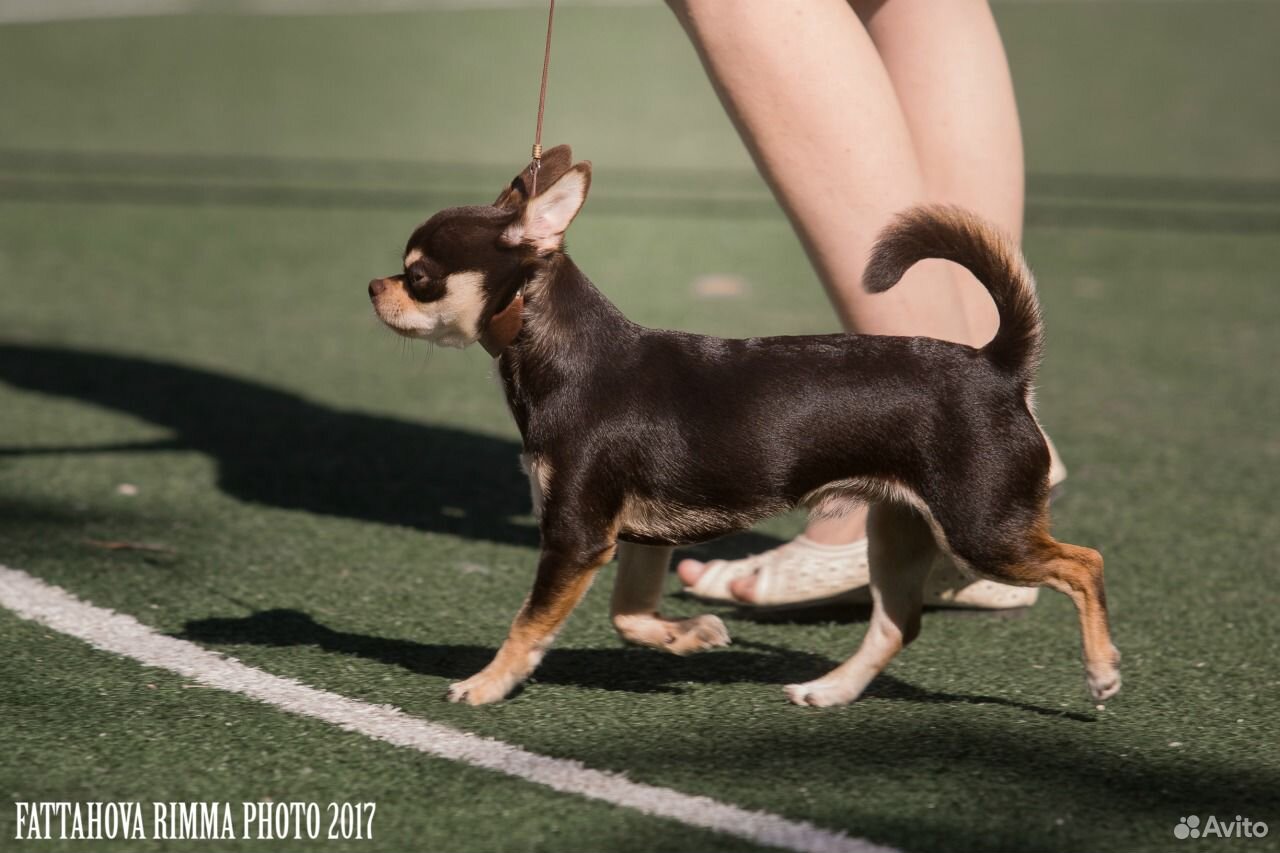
[683,535,869,609]
[922,555,1039,609]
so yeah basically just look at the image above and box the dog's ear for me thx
[502,161,592,254]
[494,144,574,209]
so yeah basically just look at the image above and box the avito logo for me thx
[1174,815,1269,840]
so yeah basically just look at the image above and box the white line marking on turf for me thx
[0,565,896,853]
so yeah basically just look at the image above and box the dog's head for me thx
[368,144,591,349]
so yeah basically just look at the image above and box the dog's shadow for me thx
[717,598,1035,626]
[179,609,1092,719]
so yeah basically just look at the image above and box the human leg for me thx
[668,0,1045,607]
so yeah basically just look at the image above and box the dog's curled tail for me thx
[863,205,1042,387]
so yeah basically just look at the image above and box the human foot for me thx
[679,535,870,609]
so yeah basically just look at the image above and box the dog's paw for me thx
[784,680,859,707]
[1086,661,1122,702]
[614,613,731,656]
[1085,645,1121,702]
[666,614,732,655]
[447,669,518,705]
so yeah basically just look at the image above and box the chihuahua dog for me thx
[368,145,1120,707]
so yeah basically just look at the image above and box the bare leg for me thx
[611,543,730,654]
[670,0,1030,603]
[854,0,1025,340]
[667,0,976,341]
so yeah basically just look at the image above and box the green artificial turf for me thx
[0,609,759,853]
[2,3,1279,853]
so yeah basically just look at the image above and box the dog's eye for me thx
[407,273,445,302]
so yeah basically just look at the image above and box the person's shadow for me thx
[0,342,781,556]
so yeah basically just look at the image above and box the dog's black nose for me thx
[368,278,388,300]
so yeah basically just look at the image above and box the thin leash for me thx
[480,0,555,358]
[529,0,556,196]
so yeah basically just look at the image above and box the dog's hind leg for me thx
[1050,542,1121,701]
[611,543,730,655]
[966,529,1120,702]
[785,503,935,707]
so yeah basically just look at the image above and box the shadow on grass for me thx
[0,343,536,545]
[176,612,1280,853]
[585,716,1280,853]
[0,343,783,557]
[178,607,1091,721]
[719,597,1035,626]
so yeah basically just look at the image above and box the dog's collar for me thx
[479,289,525,358]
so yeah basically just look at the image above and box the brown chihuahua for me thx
[368,145,1120,707]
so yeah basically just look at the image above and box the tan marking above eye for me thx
[404,248,425,268]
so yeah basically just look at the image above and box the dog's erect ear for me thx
[502,161,592,254]
[494,144,574,210]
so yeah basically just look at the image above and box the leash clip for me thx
[530,149,542,196]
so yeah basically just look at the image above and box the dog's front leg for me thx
[447,535,612,706]
[611,543,730,655]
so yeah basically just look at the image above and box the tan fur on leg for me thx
[448,557,605,705]
[611,543,730,655]
[785,504,934,706]
[1041,543,1121,700]
[936,513,1121,702]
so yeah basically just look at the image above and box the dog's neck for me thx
[495,253,635,443]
